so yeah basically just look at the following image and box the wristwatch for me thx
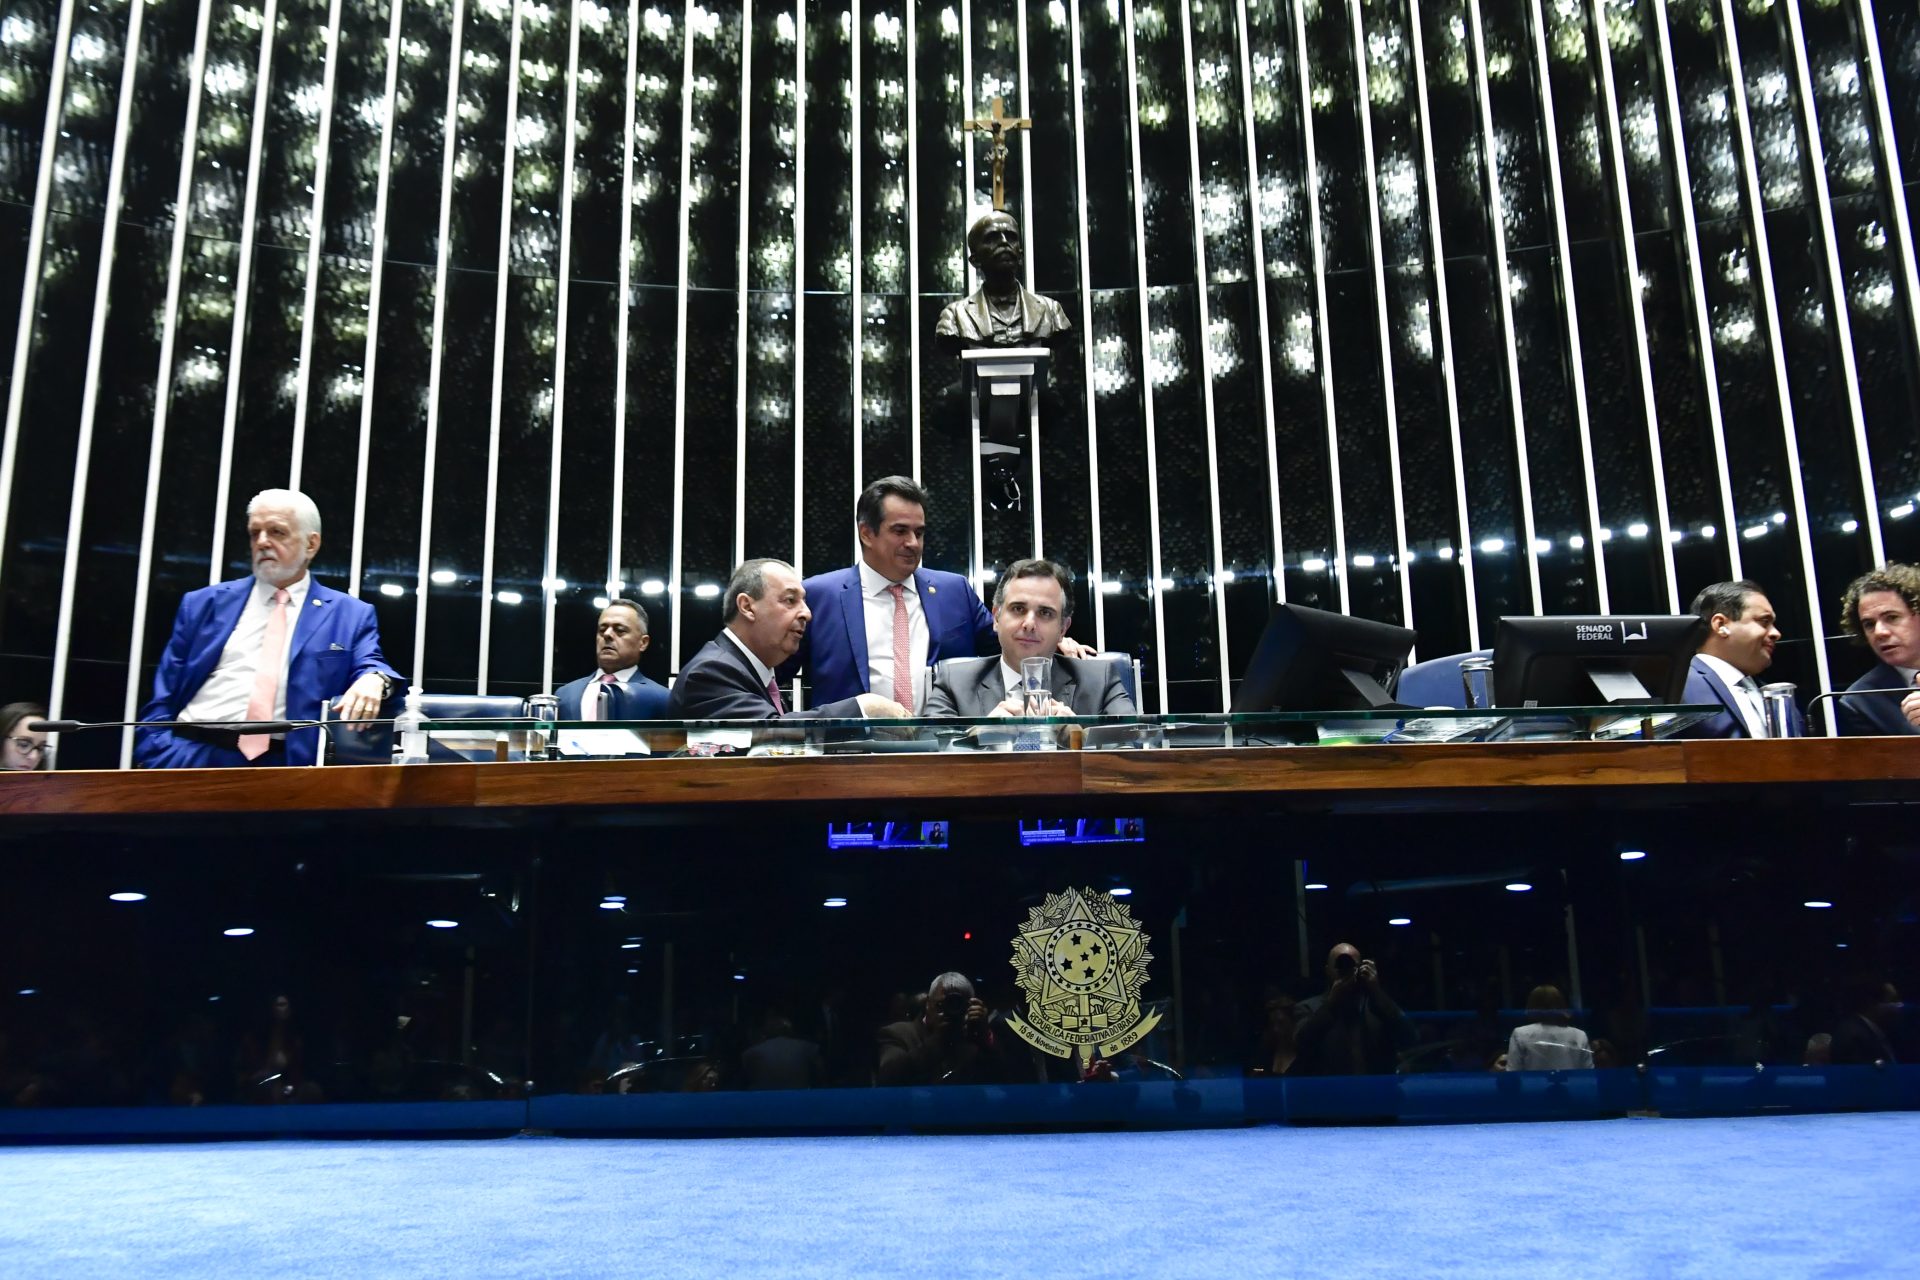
[373,672,394,702]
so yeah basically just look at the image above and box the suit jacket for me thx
[668,633,866,720]
[1834,661,1918,737]
[780,565,997,706]
[922,654,1136,718]
[555,670,670,721]
[1678,656,1804,739]
[137,576,400,768]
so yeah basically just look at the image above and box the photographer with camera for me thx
[877,972,1020,1086]
[1289,943,1417,1076]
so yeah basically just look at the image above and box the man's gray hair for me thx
[993,557,1074,618]
[927,971,974,1000]
[247,488,322,538]
[723,557,797,623]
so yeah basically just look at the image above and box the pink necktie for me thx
[239,588,290,760]
[581,672,616,722]
[887,582,914,711]
[767,678,786,714]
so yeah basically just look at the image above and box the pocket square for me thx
[328,642,346,651]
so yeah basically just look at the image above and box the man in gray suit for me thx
[922,558,1135,718]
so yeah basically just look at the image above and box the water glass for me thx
[527,694,559,761]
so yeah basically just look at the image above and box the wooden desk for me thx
[2,738,1913,822]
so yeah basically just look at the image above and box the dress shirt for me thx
[1696,652,1768,738]
[998,660,1025,705]
[860,560,928,708]
[180,574,311,725]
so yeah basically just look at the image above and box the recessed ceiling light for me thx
[1505,883,1532,893]
[1304,882,1329,891]
[602,895,627,903]
[1110,887,1132,897]
[598,901,623,910]
[109,892,146,902]
[426,919,457,929]
[1803,900,1833,909]
[1619,850,1647,861]
[16,988,36,996]
[732,973,746,982]
[620,942,641,949]
[1388,917,1412,926]
[822,897,848,908]
[223,927,255,937]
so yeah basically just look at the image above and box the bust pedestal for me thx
[961,347,1048,575]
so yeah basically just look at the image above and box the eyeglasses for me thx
[8,737,45,755]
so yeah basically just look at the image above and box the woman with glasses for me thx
[0,703,50,771]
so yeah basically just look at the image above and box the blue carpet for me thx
[1,1114,1914,1277]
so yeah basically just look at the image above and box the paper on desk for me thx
[557,728,652,757]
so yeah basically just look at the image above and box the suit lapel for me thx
[287,579,338,666]
[840,571,870,691]
[187,579,254,691]
[916,569,946,661]
[971,656,1005,716]
[1693,657,1746,730]
[1050,660,1079,712]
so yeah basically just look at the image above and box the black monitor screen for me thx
[1230,604,1417,713]
[1491,615,1706,706]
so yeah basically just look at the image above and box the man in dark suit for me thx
[1834,564,1920,736]
[555,598,668,721]
[877,972,1032,1086]
[137,489,400,768]
[667,558,909,720]
[1828,975,1902,1065]
[780,476,1092,711]
[1677,580,1801,738]
[923,557,1134,718]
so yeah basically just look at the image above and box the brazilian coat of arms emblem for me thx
[1005,886,1161,1067]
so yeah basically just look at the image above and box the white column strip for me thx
[904,0,920,481]
[289,0,347,490]
[959,0,975,294]
[1466,0,1539,612]
[791,0,805,574]
[1648,0,1739,580]
[415,0,471,684]
[1292,0,1347,613]
[542,0,585,695]
[478,0,527,693]
[1178,0,1230,707]
[1717,0,1832,709]
[1232,0,1283,608]
[1349,0,1413,638]
[1854,0,1920,391]
[668,0,696,672]
[1782,0,1883,563]
[1524,0,1607,611]
[1068,0,1103,647]
[0,0,76,585]
[733,0,751,567]
[1016,0,1038,556]
[851,0,864,563]
[208,0,283,585]
[50,0,148,727]
[613,0,638,598]
[350,0,410,596]
[121,0,216,767]
[1406,0,1476,645]
[1121,0,1169,709]
[1590,0,1677,610]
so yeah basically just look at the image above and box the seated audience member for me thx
[137,489,401,768]
[1504,985,1593,1070]
[1834,564,1920,736]
[1828,976,1902,1065]
[1680,580,1798,738]
[738,1014,824,1091]
[877,972,1024,1086]
[1802,1033,1833,1067]
[556,598,669,721]
[922,558,1135,718]
[1254,992,1299,1077]
[0,702,50,771]
[667,558,908,720]
[1288,943,1416,1076]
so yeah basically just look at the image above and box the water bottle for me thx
[394,686,430,764]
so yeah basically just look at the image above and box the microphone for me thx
[1805,685,1916,732]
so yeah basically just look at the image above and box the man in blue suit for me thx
[555,598,669,721]
[138,489,401,768]
[781,476,1090,710]
[1833,564,1920,736]
[1678,580,1801,738]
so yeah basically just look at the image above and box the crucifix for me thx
[961,96,1032,212]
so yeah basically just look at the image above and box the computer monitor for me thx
[1229,603,1418,712]
[1491,614,1706,706]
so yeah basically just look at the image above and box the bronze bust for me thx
[934,212,1072,354]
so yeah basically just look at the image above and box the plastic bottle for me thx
[394,686,430,764]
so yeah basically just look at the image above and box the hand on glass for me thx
[332,673,389,725]
[1902,690,1920,731]
[991,695,1071,718]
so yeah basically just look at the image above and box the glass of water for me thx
[527,694,559,761]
